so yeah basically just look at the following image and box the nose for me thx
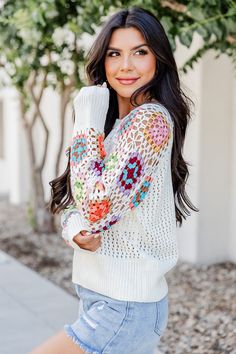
[120,55,134,71]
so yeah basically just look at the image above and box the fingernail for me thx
[94,234,100,239]
[81,230,90,237]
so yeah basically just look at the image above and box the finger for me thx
[85,240,102,252]
[79,231,95,239]
[74,233,101,244]
[84,233,101,240]
[80,230,100,239]
[73,236,96,248]
[80,237,101,250]
[73,234,93,244]
[86,237,102,246]
[85,236,102,246]
[84,240,101,248]
[80,230,91,236]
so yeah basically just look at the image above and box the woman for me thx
[31,6,198,354]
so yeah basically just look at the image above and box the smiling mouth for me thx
[116,78,140,85]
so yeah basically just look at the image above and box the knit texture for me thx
[61,91,179,302]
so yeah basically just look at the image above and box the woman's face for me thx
[104,27,156,101]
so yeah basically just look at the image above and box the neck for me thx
[117,93,149,119]
[117,96,134,119]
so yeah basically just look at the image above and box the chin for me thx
[116,88,137,98]
[118,93,133,99]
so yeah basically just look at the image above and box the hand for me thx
[96,82,107,88]
[72,82,109,132]
[73,230,102,252]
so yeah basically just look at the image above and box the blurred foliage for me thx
[127,0,236,72]
[0,0,235,96]
[26,202,37,230]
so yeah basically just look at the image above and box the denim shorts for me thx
[64,283,168,354]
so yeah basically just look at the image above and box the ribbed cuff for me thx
[73,86,109,133]
[66,214,90,250]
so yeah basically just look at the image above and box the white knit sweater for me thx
[61,86,179,302]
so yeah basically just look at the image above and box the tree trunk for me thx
[55,86,71,177]
[20,75,56,234]
[33,169,56,233]
[19,73,74,233]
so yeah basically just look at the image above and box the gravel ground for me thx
[0,198,235,354]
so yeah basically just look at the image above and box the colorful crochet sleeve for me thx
[69,103,173,234]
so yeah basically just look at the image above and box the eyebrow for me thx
[107,44,149,51]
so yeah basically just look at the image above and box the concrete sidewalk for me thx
[0,250,162,354]
[0,250,78,354]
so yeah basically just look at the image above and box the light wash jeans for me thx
[64,283,168,354]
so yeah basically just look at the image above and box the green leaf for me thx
[196,25,209,39]
[211,22,224,40]
[179,30,194,48]
[188,7,205,21]
[161,16,173,34]
[225,18,236,34]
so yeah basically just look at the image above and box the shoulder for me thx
[116,102,173,147]
[132,101,173,127]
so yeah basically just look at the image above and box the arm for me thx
[69,85,173,235]
[61,205,93,250]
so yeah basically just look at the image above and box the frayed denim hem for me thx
[64,324,101,354]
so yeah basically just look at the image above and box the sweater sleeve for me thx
[69,102,173,235]
[60,205,93,250]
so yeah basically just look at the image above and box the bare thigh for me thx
[29,329,87,354]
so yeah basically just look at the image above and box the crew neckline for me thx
[115,100,160,122]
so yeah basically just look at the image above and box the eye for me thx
[135,49,148,55]
[107,51,120,57]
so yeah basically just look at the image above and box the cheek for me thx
[137,57,156,75]
[105,59,117,78]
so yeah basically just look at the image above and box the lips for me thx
[116,78,140,85]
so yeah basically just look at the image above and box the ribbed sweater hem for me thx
[72,249,177,302]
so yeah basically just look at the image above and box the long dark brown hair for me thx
[49,6,199,227]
